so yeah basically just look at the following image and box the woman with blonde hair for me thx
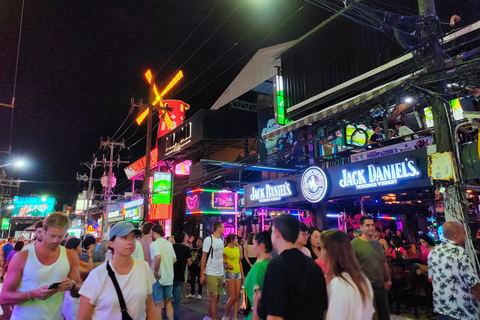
[321,229,374,320]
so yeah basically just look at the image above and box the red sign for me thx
[149,203,170,220]
[124,148,158,179]
[157,100,189,139]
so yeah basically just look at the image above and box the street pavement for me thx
[0,280,424,320]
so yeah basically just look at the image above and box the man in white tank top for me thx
[0,212,82,320]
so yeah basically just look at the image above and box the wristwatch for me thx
[70,280,76,291]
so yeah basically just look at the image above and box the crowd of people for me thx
[0,212,479,320]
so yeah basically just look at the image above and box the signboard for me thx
[301,166,328,203]
[12,196,55,217]
[152,172,172,204]
[123,199,144,221]
[249,182,294,203]
[245,148,431,206]
[350,137,433,163]
[75,198,92,215]
[158,100,189,139]
[124,148,159,180]
[212,192,235,209]
[175,160,192,175]
[2,218,9,230]
[149,203,170,220]
[165,122,193,156]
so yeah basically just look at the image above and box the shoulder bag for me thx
[106,261,134,320]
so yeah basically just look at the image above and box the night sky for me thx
[0,0,472,207]
[0,0,331,206]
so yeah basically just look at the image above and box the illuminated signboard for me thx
[212,192,235,209]
[124,148,159,179]
[12,196,55,217]
[249,182,293,203]
[2,218,9,230]
[339,158,421,190]
[301,166,328,203]
[186,195,199,210]
[108,210,123,222]
[123,199,143,221]
[175,160,192,175]
[75,198,92,215]
[165,122,192,156]
[158,100,189,139]
[149,203,170,220]
[152,172,172,204]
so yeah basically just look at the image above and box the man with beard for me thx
[0,212,82,320]
[22,221,44,251]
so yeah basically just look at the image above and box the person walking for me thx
[428,221,480,320]
[257,214,328,319]
[351,215,392,320]
[172,231,192,320]
[0,237,14,281]
[243,233,256,276]
[2,240,23,277]
[222,234,244,320]
[187,237,203,300]
[294,222,312,257]
[0,212,82,320]
[150,224,176,320]
[22,221,44,251]
[77,221,156,320]
[321,229,374,320]
[244,230,272,320]
[139,222,154,266]
[200,221,225,320]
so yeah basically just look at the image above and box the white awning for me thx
[263,74,412,139]
[210,41,295,110]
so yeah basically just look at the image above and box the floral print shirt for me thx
[428,238,479,320]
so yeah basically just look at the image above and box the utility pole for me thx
[78,155,99,235]
[99,138,128,237]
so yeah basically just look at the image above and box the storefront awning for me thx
[263,74,412,140]
[200,159,298,174]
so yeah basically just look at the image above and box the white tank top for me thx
[11,245,70,320]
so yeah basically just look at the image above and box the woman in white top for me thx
[77,222,157,320]
[321,229,374,320]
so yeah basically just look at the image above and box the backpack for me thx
[205,235,224,266]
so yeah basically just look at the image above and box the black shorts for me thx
[239,221,246,226]
[252,219,259,225]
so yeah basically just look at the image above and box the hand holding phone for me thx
[48,282,61,289]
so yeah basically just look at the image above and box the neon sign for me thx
[175,160,192,175]
[136,108,149,125]
[161,70,184,97]
[165,122,192,156]
[249,182,293,203]
[124,148,158,179]
[186,195,199,209]
[339,158,421,190]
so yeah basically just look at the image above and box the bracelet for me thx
[27,290,33,301]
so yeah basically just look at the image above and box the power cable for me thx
[111,111,134,140]
[172,2,279,97]
[170,1,244,78]
[154,0,223,77]
[184,4,306,102]
[127,122,159,148]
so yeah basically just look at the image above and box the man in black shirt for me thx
[369,124,384,146]
[172,231,192,320]
[257,214,328,320]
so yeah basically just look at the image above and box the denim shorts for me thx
[225,272,242,281]
[152,281,173,303]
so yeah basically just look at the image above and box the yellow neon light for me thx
[153,84,159,97]
[144,70,153,84]
[160,70,183,97]
[136,108,149,125]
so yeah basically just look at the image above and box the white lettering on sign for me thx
[165,122,192,156]
[339,158,420,190]
[249,182,293,203]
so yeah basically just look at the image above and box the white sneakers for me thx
[197,294,202,300]
[185,294,195,299]
[221,316,230,320]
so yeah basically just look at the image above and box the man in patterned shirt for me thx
[428,222,480,320]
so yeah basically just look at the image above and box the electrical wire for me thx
[184,4,306,102]
[169,0,243,79]
[12,0,25,102]
[154,0,223,77]
[111,111,134,140]
[171,2,279,97]
[127,122,159,148]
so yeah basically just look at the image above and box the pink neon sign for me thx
[175,160,192,175]
[186,195,199,210]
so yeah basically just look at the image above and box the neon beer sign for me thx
[249,182,293,203]
[339,158,421,190]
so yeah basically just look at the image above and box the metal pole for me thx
[143,105,152,224]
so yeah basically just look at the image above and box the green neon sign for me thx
[2,218,9,230]
[152,172,172,204]
[277,89,285,125]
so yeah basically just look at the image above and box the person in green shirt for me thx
[244,230,272,320]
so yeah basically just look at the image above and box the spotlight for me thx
[404,97,414,103]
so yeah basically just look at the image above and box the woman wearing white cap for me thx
[77,221,157,320]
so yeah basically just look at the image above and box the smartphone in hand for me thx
[48,282,61,289]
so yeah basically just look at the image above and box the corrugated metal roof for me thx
[210,41,295,110]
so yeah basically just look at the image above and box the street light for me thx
[0,161,25,169]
